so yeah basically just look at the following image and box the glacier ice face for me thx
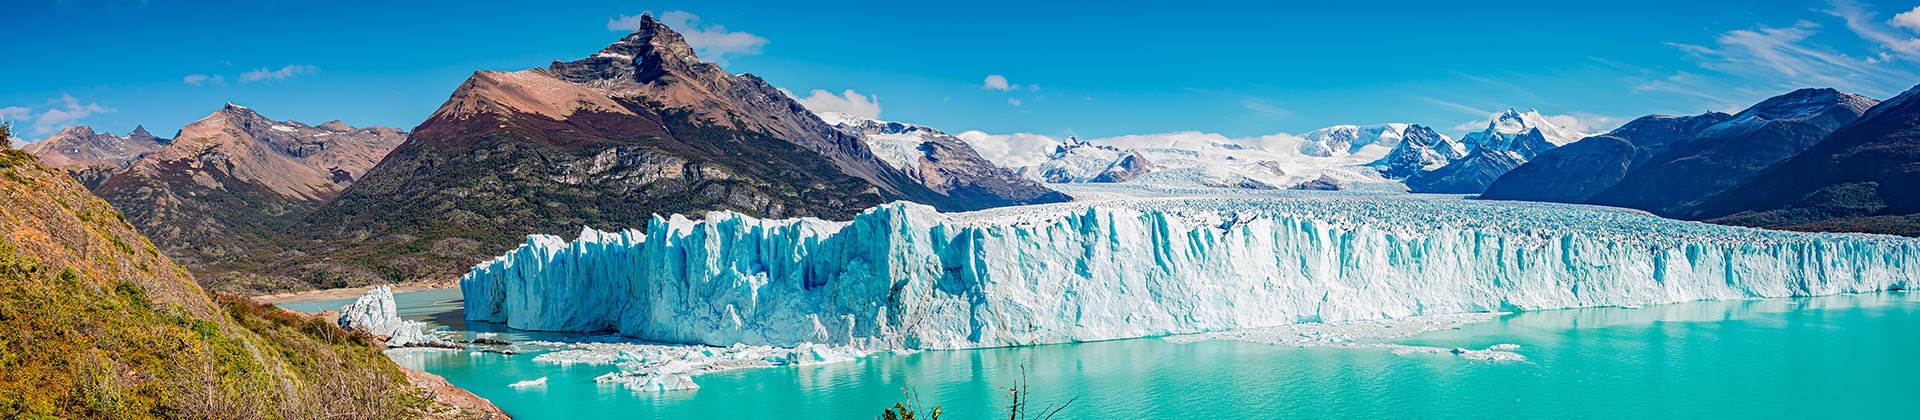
[461,185,1918,350]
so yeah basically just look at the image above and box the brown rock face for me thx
[89,104,407,292]
[22,125,167,188]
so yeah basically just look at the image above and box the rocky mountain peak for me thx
[318,120,355,131]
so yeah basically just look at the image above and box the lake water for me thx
[281,290,1920,419]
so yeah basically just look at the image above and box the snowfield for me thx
[461,184,1918,350]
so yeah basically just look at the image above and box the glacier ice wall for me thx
[462,190,1918,350]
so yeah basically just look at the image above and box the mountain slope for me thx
[1480,112,1732,203]
[1692,85,1920,236]
[295,15,1022,286]
[1587,88,1875,216]
[0,138,457,418]
[22,125,166,188]
[90,104,407,293]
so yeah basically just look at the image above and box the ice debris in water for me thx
[462,184,1919,351]
[508,377,547,389]
[526,340,871,392]
[337,285,450,347]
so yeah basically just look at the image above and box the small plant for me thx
[880,388,941,420]
[1003,365,1074,420]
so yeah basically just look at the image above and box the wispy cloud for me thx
[611,11,767,65]
[1634,1,1920,112]
[4,94,117,136]
[239,64,319,83]
[1826,0,1920,61]
[1240,98,1291,119]
[1006,98,1023,107]
[183,74,225,86]
[1420,97,1492,116]
[785,88,882,118]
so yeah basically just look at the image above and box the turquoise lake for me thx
[282,290,1920,419]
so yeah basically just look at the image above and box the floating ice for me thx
[462,185,1919,351]
[508,377,547,389]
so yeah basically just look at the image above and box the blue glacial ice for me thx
[461,185,1918,350]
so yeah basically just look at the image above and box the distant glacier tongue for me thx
[461,189,1918,350]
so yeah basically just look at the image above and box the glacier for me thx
[461,185,1918,350]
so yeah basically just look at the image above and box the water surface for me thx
[287,291,1920,418]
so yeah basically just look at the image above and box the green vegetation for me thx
[880,389,941,420]
[0,144,439,418]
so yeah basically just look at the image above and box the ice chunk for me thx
[508,377,547,389]
[337,285,450,348]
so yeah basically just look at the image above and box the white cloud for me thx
[240,64,319,83]
[790,88,882,119]
[1007,98,1023,107]
[184,74,225,86]
[983,74,1018,91]
[612,11,768,65]
[9,94,117,136]
[1896,6,1920,32]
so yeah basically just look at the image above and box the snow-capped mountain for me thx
[959,124,1442,191]
[820,112,1069,206]
[1403,108,1592,193]
[1465,108,1591,150]
[1368,125,1465,179]
[1298,123,1410,157]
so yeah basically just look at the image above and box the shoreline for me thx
[252,280,459,305]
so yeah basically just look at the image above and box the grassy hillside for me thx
[0,123,462,418]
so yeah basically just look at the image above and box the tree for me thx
[1,120,11,148]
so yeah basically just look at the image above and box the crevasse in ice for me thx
[461,187,1918,350]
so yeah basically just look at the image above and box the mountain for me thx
[820,112,1069,206]
[1480,112,1732,203]
[1404,108,1591,193]
[1585,88,1876,216]
[1691,85,1920,236]
[1298,123,1409,157]
[292,14,1038,288]
[964,124,1436,191]
[22,125,167,188]
[1368,124,1464,179]
[0,142,473,418]
[90,104,407,292]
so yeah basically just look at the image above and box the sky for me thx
[6,0,1920,143]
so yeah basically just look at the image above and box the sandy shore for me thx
[252,281,457,305]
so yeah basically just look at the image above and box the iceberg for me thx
[461,185,1918,350]
[339,285,448,347]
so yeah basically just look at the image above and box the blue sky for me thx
[5,0,1920,142]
